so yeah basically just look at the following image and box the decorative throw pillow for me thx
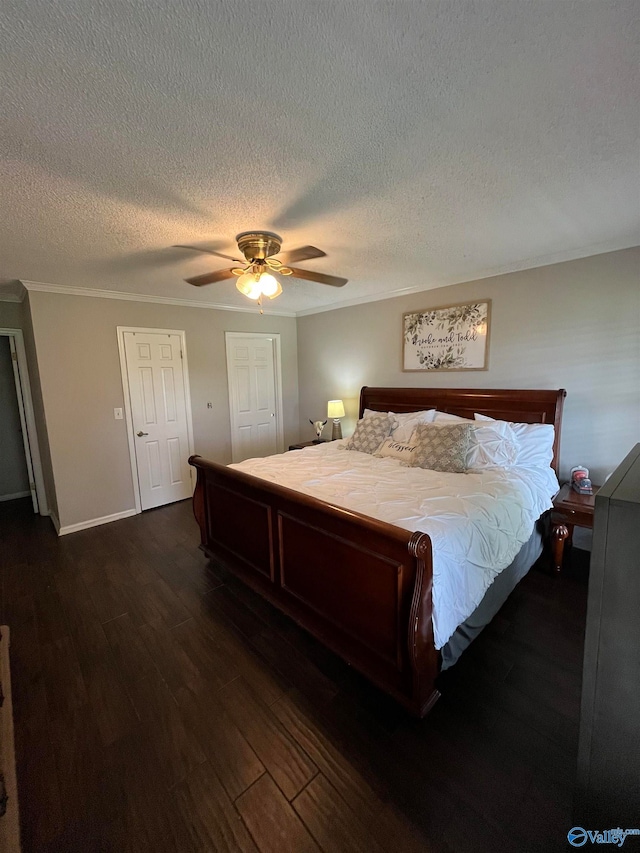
[364,408,436,443]
[410,423,472,473]
[346,413,396,455]
[433,412,517,469]
[374,436,419,465]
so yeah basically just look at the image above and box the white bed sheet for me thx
[230,441,559,649]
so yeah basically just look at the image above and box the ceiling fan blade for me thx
[185,268,236,286]
[277,245,326,265]
[173,244,242,262]
[288,266,348,287]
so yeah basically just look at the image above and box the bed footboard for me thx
[189,455,440,717]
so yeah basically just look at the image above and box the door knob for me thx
[136,431,149,437]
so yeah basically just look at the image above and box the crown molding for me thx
[295,240,640,317]
[13,240,638,318]
[20,280,297,317]
[295,283,438,317]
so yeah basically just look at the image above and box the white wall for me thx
[297,248,640,484]
[27,291,299,529]
[12,246,640,530]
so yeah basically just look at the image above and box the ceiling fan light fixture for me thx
[236,269,282,301]
[259,272,279,297]
[179,230,347,301]
[246,285,262,301]
[266,278,283,299]
[235,271,260,297]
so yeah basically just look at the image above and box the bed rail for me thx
[189,454,440,717]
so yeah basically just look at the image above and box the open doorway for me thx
[0,328,47,514]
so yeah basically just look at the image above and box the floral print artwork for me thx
[403,301,490,371]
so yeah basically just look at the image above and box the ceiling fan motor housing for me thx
[236,231,282,262]
[180,232,346,290]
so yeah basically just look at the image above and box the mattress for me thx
[230,441,559,649]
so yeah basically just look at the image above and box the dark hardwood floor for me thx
[0,497,589,852]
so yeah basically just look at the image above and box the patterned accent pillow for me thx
[346,413,396,455]
[410,423,472,473]
[433,412,518,468]
[373,436,418,465]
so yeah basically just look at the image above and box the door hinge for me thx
[29,482,35,491]
[180,349,183,359]
[11,350,17,362]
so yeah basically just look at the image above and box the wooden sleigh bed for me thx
[189,387,565,717]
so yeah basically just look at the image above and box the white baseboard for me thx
[57,508,138,536]
[0,490,31,502]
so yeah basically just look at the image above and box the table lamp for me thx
[327,399,345,440]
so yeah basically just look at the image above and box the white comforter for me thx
[230,441,559,649]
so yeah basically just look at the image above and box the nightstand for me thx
[550,482,599,573]
[288,440,328,451]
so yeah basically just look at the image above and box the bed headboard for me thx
[359,386,566,475]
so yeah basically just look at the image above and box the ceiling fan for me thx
[174,231,347,306]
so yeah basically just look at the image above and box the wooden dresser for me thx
[575,444,640,826]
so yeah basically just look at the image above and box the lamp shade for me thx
[327,400,345,419]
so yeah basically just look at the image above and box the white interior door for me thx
[226,333,282,463]
[123,331,192,510]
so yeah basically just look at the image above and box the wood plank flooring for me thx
[0,497,589,852]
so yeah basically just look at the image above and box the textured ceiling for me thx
[1,0,638,314]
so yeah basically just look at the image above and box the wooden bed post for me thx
[407,531,441,716]
[189,455,206,545]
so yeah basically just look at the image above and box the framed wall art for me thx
[403,300,491,371]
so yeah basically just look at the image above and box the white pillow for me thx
[374,436,419,465]
[433,411,518,469]
[466,420,519,469]
[433,412,472,424]
[474,413,555,468]
[364,408,436,443]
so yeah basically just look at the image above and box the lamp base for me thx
[331,419,342,441]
